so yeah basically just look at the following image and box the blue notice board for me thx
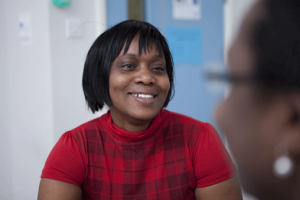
[166,27,203,65]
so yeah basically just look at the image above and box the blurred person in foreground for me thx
[38,20,242,199]
[215,0,300,199]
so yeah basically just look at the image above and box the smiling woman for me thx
[109,36,170,132]
[38,20,242,200]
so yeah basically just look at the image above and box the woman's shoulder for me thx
[163,109,214,137]
[162,110,221,149]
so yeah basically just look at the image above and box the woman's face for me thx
[109,36,170,132]
[216,1,287,197]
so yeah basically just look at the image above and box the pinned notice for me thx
[173,0,201,20]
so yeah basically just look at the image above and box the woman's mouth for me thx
[129,93,158,104]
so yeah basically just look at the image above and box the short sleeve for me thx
[194,123,236,187]
[41,131,86,187]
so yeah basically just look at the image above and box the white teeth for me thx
[131,94,154,98]
[138,94,153,98]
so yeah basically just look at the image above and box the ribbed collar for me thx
[99,109,170,143]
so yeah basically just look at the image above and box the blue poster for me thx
[166,27,203,65]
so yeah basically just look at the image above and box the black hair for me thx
[252,0,300,90]
[82,20,174,113]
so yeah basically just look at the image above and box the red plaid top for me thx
[41,109,236,199]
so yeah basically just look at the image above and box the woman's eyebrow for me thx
[122,52,163,58]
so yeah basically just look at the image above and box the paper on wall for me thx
[173,0,201,20]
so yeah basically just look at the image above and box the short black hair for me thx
[252,0,300,90]
[82,20,174,113]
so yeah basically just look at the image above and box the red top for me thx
[41,109,236,199]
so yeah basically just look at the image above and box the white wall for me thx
[1,1,54,199]
[0,0,106,199]
[0,1,13,199]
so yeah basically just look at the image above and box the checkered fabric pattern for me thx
[41,109,235,200]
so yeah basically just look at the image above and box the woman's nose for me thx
[134,66,155,85]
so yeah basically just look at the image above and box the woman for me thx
[216,0,300,199]
[38,20,242,199]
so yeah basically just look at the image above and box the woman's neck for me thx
[109,112,153,132]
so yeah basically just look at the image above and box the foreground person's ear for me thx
[258,92,300,178]
[285,93,300,159]
[271,93,300,178]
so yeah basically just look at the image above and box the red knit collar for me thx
[99,109,170,143]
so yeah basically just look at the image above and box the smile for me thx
[131,94,154,98]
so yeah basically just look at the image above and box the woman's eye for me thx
[152,66,165,72]
[122,64,134,70]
